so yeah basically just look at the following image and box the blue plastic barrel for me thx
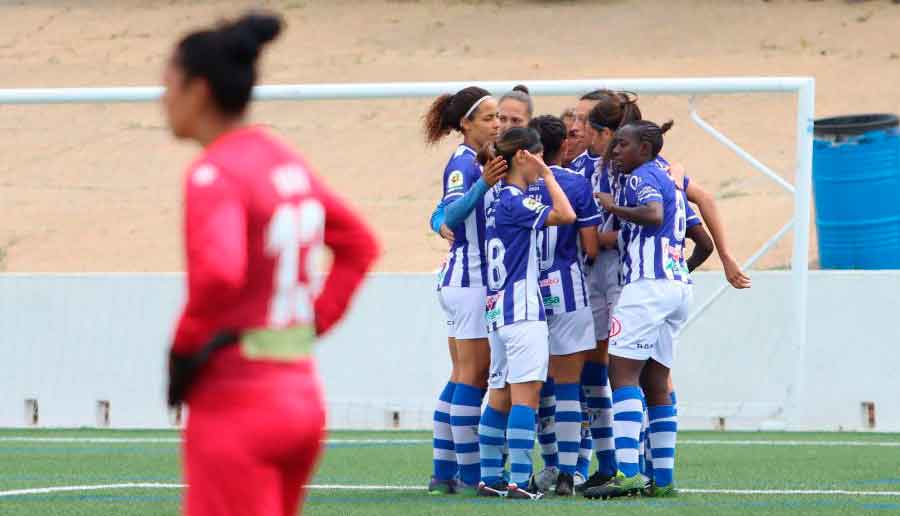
[813,114,900,269]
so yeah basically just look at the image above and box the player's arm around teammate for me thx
[573,91,643,491]
[589,121,690,499]
[423,86,501,492]
[429,85,534,242]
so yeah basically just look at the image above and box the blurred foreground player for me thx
[162,12,379,516]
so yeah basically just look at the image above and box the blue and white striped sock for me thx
[450,383,484,486]
[648,404,677,487]
[538,378,558,469]
[554,382,582,475]
[577,425,593,478]
[507,404,537,488]
[639,396,648,476]
[478,405,508,486]
[612,386,644,478]
[576,382,593,478]
[432,381,457,481]
[583,362,615,477]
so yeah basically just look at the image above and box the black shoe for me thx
[555,472,575,496]
[583,473,646,500]
[477,481,508,497]
[507,483,544,500]
[575,470,615,493]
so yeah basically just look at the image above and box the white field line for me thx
[1,483,900,498]
[1,436,899,447]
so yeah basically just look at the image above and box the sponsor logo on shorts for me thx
[485,293,503,322]
[667,245,683,260]
[609,317,622,338]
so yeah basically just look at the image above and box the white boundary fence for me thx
[0,78,817,427]
[2,271,899,431]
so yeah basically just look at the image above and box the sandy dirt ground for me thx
[0,0,899,273]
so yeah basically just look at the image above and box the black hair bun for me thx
[222,12,283,64]
[513,84,530,95]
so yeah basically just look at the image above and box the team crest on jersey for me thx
[447,170,464,191]
[522,197,544,212]
[627,175,642,190]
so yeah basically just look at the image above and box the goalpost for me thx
[0,77,815,428]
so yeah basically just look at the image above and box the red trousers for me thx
[183,357,325,516]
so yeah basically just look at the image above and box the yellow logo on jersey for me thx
[522,197,544,212]
[447,170,464,189]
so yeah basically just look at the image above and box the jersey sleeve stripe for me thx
[442,192,464,202]
[532,206,551,230]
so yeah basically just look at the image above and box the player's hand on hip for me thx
[439,224,455,243]
[482,156,508,186]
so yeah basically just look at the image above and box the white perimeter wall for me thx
[1,271,898,431]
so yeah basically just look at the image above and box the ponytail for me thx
[422,86,492,145]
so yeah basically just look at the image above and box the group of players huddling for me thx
[425,86,751,500]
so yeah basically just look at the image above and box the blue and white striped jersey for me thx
[527,166,601,315]
[597,156,700,233]
[594,159,618,232]
[617,161,692,285]
[484,185,550,331]
[569,149,601,187]
[437,144,494,288]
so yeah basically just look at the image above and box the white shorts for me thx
[547,307,596,356]
[608,279,693,369]
[588,250,623,341]
[488,320,549,389]
[437,286,488,340]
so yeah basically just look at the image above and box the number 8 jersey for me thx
[618,161,692,285]
[484,184,551,332]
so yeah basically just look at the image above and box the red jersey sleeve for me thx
[314,178,380,336]
[172,164,248,354]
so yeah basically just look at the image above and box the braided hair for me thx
[626,119,674,159]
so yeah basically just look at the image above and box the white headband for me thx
[461,95,492,123]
